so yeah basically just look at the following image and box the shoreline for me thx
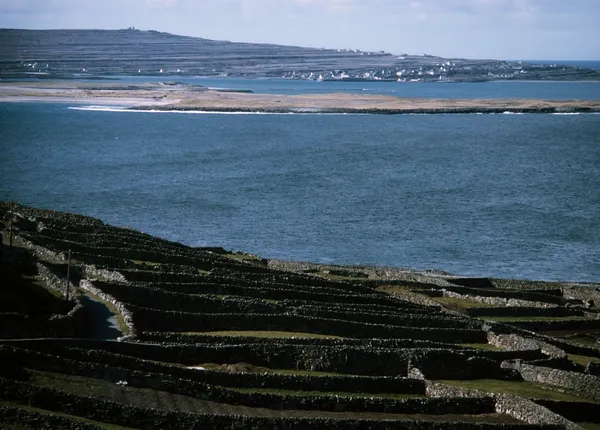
[2,81,599,114]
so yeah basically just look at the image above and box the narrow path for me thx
[79,293,121,340]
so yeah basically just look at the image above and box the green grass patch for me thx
[183,330,342,339]
[568,354,600,367]
[432,297,493,309]
[460,343,504,351]
[579,423,600,430]
[440,379,596,403]
[226,386,421,400]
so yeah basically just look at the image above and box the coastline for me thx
[2,82,599,114]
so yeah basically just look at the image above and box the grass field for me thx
[432,297,493,309]
[568,354,600,367]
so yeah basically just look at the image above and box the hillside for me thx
[1,28,599,82]
[1,202,600,429]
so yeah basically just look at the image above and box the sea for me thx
[1,78,600,282]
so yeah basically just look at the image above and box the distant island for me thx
[2,81,599,114]
[1,28,599,82]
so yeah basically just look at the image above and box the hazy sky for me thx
[1,0,598,60]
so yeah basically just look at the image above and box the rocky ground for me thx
[1,202,599,429]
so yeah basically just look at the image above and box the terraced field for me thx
[1,202,600,429]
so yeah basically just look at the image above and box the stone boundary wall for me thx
[1,339,532,379]
[425,381,488,397]
[485,322,600,358]
[36,261,71,298]
[0,260,87,338]
[0,406,103,430]
[94,280,282,314]
[507,319,600,332]
[443,291,555,309]
[1,338,412,376]
[81,264,127,283]
[0,381,558,430]
[136,331,469,349]
[0,310,81,339]
[0,304,87,339]
[409,350,520,380]
[284,299,434,315]
[467,307,583,318]
[0,376,497,418]
[441,286,567,306]
[420,382,582,429]
[487,333,566,358]
[563,286,600,309]
[0,344,426,396]
[502,360,600,399]
[127,304,488,343]
[494,395,583,430]
[534,400,600,423]
[135,280,408,308]
[93,280,474,329]
[13,233,66,262]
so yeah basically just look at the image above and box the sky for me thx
[1,0,599,60]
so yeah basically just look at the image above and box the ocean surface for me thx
[21,75,600,100]
[1,81,600,282]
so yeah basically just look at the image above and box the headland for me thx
[1,202,599,429]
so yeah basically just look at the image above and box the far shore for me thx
[1,82,599,114]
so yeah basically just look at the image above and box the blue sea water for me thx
[8,75,600,100]
[2,100,600,282]
[50,76,600,100]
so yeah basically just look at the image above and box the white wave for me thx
[68,106,130,112]
[551,112,580,115]
[502,111,524,115]
[67,105,356,115]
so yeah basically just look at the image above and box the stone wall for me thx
[127,304,488,343]
[442,286,566,306]
[487,333,566,358]
[0,376,497,418]
[409,350,520,380]
[494,395,583,430]
[442,291,554,309]
[467,307,583,318]
[0,344,425,395]
[535,400,600,424]
[502,360,600,400]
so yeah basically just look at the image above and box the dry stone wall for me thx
[502,360,600,399]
